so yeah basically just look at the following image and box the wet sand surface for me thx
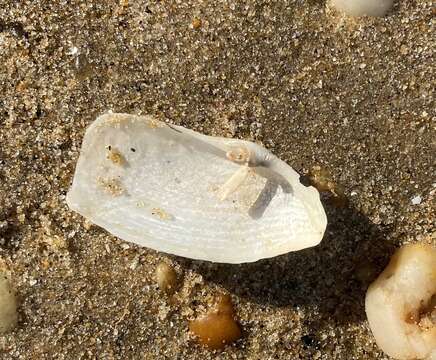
[0,1,434,359]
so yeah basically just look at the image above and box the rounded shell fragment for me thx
[365,243,436,360]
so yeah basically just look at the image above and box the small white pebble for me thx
[411,195,422,205]
[68,46,79,56]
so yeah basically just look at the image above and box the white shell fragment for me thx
[365,244,436,360]
[331,0,393,17]
[67,113,327,263]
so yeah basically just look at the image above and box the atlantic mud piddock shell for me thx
[66,113,327,263]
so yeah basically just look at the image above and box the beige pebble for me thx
[365,243,436,359]
[155,262,178,294]
[331,0,393,17]
[0,273,18,334]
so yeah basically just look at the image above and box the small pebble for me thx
[191,18,202,30]
[331,0,393,17]
[0,273,18,334]
[189,294,242,350]
[411,195,422,205]
[155,262,178,294]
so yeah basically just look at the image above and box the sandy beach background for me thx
[0,0,434,359]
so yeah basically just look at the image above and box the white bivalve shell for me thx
[66,113,327,263]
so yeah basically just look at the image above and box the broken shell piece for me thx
[0,273,18,334]
[189,294,241,349]
[365,243,436,360]
[331,0,393,17]
[66,113,327,263]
